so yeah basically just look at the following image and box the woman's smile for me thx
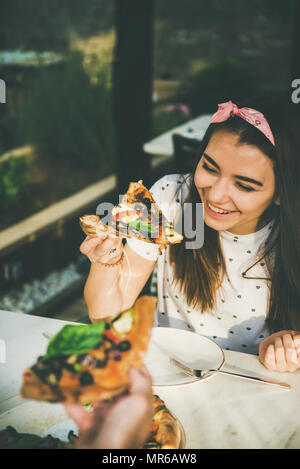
[205,200,240,217]
[194,131,278,235]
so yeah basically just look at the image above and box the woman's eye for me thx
[202,163,217,174]
[236,182,255,192]
[202,162,255,192]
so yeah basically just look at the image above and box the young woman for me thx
[81,97,300,373]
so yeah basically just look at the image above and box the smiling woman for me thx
[82,96,300,373]
[167,97,300,356]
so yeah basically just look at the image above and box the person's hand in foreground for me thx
[64,367,153,449]
[259,330,300,372]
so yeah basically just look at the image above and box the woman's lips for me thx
[205,200,240,218]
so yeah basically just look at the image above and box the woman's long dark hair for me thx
[169,96,300,332]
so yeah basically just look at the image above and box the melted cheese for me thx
[112,310,133,334]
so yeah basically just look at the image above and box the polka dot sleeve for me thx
[126,175,180,261]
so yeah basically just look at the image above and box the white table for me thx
[143,114,212,158]
[1,310,300,449]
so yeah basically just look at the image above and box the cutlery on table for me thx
[170,357,291,390]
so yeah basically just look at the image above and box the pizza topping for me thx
[117,340,131,352]
[44,322,106,359]
[109,350,122,361]
[128,220,158,235]
[74,363,82,372]
[111,209,140,222]
[153,406,169,419]
[47,373,58,385]
[111,309,133,334]
[79,371,94,386]
[96,358,107,368]
[81,355,97,369]
[143,440,161,449]
[66,355,77,365]
[103,329,121,343]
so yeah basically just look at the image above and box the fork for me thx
[170,358,291,390]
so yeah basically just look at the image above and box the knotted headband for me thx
[211,101,275,146]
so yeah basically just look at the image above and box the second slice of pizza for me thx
[80,180,183,250]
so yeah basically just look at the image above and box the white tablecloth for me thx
[1,310,300,449]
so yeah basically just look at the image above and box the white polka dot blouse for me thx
[127,174,274,354]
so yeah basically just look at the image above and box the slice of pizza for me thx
[21,296,156,405]
[142,395,183,449]
[79,180,183,250]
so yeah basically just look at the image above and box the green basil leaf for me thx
[44,322,105,359]
[128,220,158,233]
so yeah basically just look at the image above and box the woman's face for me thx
[194,131,278,235]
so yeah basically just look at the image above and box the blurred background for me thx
[0,0,298,320]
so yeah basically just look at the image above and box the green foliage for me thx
[0,156,31,210]
[21,51,115,168]
[0,0,114,51]
[182,58,264,115]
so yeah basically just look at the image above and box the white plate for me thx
[0,398,78,442]
[145,327,225,386]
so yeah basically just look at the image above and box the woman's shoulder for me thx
[150,173,192,204]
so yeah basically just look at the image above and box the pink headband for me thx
[211,101,275,146]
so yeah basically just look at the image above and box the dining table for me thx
[1,309,300,450]
[143,113,212,158]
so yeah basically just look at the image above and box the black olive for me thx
[107,349,122,361]
[79,371,94,386]
[32,365,51,383]
[51,359,63,370]
[56,368,62,380]
[96,358,107,368]
[117,340,131,352]
[63,362,76,372]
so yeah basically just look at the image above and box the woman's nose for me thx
[207,177,231,203]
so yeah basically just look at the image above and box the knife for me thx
[169,357,291,390]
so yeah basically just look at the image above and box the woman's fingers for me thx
[128,367,152,397]
[293,335,300,362]
[262,334,300,372]
[64,404,94,431]
[80,233,123,264]
[80,236,102,255]
[264,343,276,370]
[274,336,287,371]
[282,333,299,372]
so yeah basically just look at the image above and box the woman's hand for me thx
[259,330,300,372]
[80,222,123,265]
[64,367,153,449]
